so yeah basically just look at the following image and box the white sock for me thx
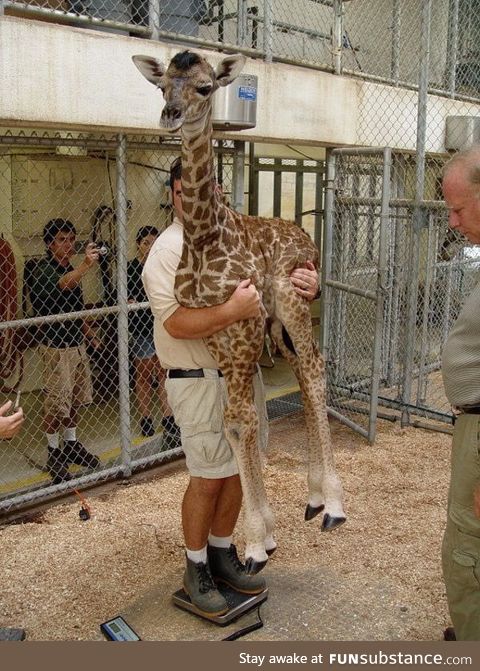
[46,433,60,450]
[64,427,77,442]
[208,534,232,549]
[186,546,208,563]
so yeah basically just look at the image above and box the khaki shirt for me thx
[142,217,218,370]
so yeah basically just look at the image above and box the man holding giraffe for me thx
[142,158,319,617]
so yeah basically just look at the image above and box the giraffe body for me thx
[133,51,346,573]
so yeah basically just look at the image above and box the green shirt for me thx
[29,257,85,348]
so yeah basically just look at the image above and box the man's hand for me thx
[290,261,319,301]
[84,242,101,268]
[226,279,262,321]
[0,401,24,440]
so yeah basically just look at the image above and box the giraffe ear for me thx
[132,55,167,87]
[215,54,246,87]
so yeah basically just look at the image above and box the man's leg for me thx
[182,475,227,550]
[210,474,243,537]
[181,475,229,615]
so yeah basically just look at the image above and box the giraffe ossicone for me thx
[133,50,346,574]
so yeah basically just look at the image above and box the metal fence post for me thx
[116,134,132,476]
[319,149,335,356]
[391,0,401,84]
[446,0,459,96]
[400,0,431,427]
[232,140,246,213]
[332,0,343,75]
[368,147,391,443]
[263,0,273,63]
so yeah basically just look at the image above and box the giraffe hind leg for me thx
[271,318,346,531]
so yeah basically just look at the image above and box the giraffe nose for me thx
[162,105,183,122]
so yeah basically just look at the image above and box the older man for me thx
[441,145,480,640]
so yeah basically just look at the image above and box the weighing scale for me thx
[173,584,268,631]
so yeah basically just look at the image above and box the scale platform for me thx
[172,585,268,625]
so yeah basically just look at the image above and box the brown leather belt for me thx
[167,368,223,379]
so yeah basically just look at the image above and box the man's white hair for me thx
[443,144,480,188]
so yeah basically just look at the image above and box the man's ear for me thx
[132,55,167,87]
[215,54,246,87]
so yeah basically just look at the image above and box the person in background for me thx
[441,145,480,640]
[142,158,319,617]
[127,225,180,447]
[0,397,26,640]
[29,219,101,485]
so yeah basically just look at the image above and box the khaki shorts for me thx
[41,344,93,419]
[165,369,268,479]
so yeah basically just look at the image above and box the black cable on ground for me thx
[222,604,264,641]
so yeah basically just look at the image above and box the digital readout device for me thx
[100,616,141,641]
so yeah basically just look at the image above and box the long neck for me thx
[180,107,223,247]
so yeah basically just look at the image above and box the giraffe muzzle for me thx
[161,106,184,132]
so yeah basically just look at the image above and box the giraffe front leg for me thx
[224,401,272,575]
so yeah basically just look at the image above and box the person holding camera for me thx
[29,219,101,484]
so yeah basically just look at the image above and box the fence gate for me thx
[321,147,391,443]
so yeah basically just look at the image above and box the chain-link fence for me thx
[0,131,241,514]
[3,1,480,502]
[2,1,479,101]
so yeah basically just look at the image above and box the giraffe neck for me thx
[180,108,224,248]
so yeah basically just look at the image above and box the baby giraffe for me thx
[133,50,346,574]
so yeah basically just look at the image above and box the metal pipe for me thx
[2,3,151,35]
[115,134,132,477]
[295,160,304,226]
[391,0,401,84]
[446,0,459,96]
[263,0,273,63]
[232,140,246,213]
[332,0,343,75]
[416,212,436,404]
[237,0,248,47]
[326,406,370,440]
[401,0,431,427]
[319,150,336,355]
[314,163,324,251]
[0,465,123,512]
[368,147,392,443]
[324,279,376,302]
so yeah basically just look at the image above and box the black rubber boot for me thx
[63,441,100,469]
[183,556,228,617]
[46,448,72,485]
[208,544,266,594]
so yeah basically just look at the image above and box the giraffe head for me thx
[132,50,246,132]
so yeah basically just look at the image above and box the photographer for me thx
[29,219,101,484]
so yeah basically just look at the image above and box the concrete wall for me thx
[2,16,479,153]
[1,16,357,145]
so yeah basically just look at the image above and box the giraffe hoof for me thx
[266,546,276,557]
[321,514,346,532]
[304,503,325,521]
[245,557,268,575]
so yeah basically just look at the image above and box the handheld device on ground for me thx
[100,616,141,641]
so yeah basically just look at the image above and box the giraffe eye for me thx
[197,85,212,96]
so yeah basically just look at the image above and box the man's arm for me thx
[164,279,261,339]
[58,243,100,290]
